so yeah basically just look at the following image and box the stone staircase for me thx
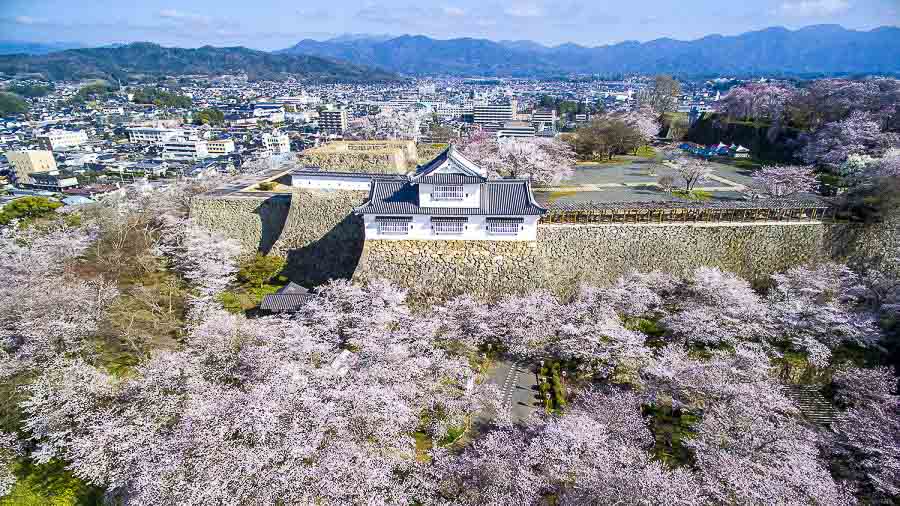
[783,384,840,426]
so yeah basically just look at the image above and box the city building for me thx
[354,146,546,241]
[37,129,88,151]
[207,138,236,155]
[262,131,291,155]
[126,127,181,145]
[319,109,348,135]
[24,171,79,192]
[531,108,558,129]
[473,101,516,132]
[162,137,209,161]
[5,150,58,182]
[497,121,536,138]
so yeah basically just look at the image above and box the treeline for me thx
[4,84,51,98]
[67,82,117,104]
[0,93,28,116]
[192,108,224,125]
[131,87,192,108]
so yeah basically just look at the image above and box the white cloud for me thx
[442,6,466,17]
[158,9,211,26]
[504,4,543,17]
[779,0,850,16]
[15,15,48,25]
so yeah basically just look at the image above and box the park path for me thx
[485,358,540,423]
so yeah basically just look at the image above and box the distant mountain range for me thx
[0,42,397,82]
[0,40,84,55]
[278,25,900,77]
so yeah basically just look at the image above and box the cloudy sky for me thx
[2,0,898,50]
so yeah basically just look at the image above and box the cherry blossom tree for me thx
[345,110,427,141]
[657,267,773,349]
[670,156,713,191]
[435,389,703,505]
[750,164,819,197]
[767,264,882,367]
[621,106,661,144]
[20,281,494,505]
[801,110,894,169]
[721,82,796,122]
[830,367,900,502]
[154,220,242,315]
[644,343,852,504]
[0,224,118,377]
[0,431,20,497]
[871,148,900,179]
[461,133,575,186]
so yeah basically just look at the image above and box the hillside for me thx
[0,42,397,82]
[278,25,900,77]
[0,40,84,55]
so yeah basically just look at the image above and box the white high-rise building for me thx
[319,109,348,134]
[37,129,88,150]
[126,127,181,145]
[263,131,291,155]
[162,137,209,161]
[473,101,516,131]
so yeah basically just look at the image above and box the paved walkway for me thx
[487,358,540,423]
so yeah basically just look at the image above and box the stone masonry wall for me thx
[193,192,895,297]
[190,189,367,285]
[353,222,837,299]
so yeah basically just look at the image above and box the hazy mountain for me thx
[0,42,397,82]
[0,40,84,55]
[326,33,395,43]
[279,25,900,77]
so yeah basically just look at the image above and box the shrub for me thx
[257,182,276,191]
[0,196,62,227]
[237,254,286,288]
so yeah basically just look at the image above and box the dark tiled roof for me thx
[355,179,547,216]
[260,282,314,312]
[415,174,484,184]
[277,282,309,294]
[410,145,486,183]
[260,293,315,312]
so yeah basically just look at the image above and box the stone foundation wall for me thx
[190,189,367,285]
[353,222,839,299]
[193,192,896,298]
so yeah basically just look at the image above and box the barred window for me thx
[486,221,519,234]
[432,185,464,201]
[432,219,466,235]
[376,217,411,235]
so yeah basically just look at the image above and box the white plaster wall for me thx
[418,183,481,208]
[292,174,372,191]
[363,214,539,241]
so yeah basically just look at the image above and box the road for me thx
[487,358,540,423]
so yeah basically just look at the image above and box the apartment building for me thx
[496,121,536,139]
[5,150,58,182]
[319,109,348,134]
[162,137,209,161]
[473,100,517,132]
[37,129,88,150]
[207,139,236,155]
[126,127,181,145]
[262,131,291,155]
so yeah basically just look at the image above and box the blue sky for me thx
[2,0,898,50]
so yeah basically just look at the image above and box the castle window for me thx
[376,216,411,235]
[432,217,467,235]
[486,217,522,235]
[432,185,464,201]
